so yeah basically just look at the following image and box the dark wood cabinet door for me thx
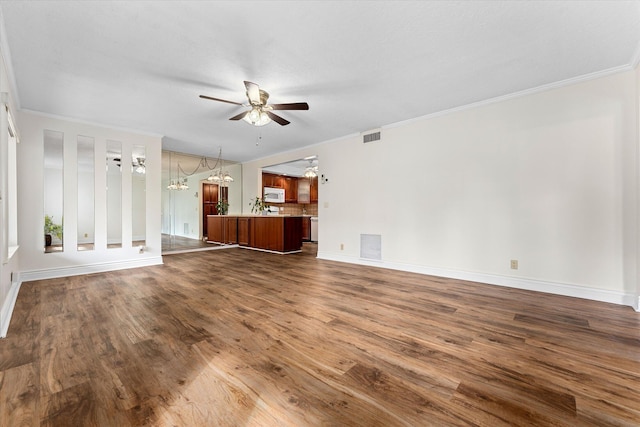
[253,217,268,250]
[267,217,284,251]
[207,216,224,243]
[238,218,250,246]
[283,176,298,203]
[261,173,272,188]
[262,172,283,188]
[225,217,238,244]
[310,177,318,203]
[302,216,310,241]
[283,216,302,251]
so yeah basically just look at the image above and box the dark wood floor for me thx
[1,243,639,426]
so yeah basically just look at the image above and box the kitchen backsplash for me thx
[275,203,318,216]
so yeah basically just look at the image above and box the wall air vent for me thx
[360,234,382,261]
[362,129,382,144]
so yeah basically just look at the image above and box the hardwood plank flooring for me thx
[1,243,639,426]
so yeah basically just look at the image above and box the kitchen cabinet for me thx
[262,172,283,188]
[209,215,303,253]
[302,216,311,241]
[238,217,250,246]
[283,176,298,203]
[225,217,238,244]
[207,216,238,244]
[264,172,297,203]
[310,176,318,203]
[251,217,282,251]
[297,178,310,204]
[207,215,224,243]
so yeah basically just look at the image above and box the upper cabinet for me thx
[310,176,318,203]
[297,178,310,204]
[283,176,298,203]
[262,172,317,204]
[262,172,283,188]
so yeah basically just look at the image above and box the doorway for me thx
[202,183,218,238]
[201,183,228,239]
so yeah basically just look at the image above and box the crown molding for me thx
[0,7,21,111]
[19,108,164,138]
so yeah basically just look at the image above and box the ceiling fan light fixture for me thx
[201,81,306,127]
[243,106,272,126]
[304,159,318,178]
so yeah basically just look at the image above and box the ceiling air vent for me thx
[362,128,382,144]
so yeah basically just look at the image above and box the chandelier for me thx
[166,148,232,191]
[167,163,189,190]
[207,148,234,185]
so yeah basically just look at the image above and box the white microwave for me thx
[264,187,285,203]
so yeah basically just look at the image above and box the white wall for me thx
[243,70,639,310]
[16,111,163,280]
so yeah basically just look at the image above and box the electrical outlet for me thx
[84,233,88,238]
[510,260,518,270]
[340,243,344,250]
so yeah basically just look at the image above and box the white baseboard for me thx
[1,279,21,338]
[317,252,638,310]
[19,256,163,282]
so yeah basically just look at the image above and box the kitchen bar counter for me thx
[207,215,303,253]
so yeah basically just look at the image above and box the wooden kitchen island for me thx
[207,215,303,254]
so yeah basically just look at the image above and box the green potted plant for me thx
[44,215,63,246]
[215,199,229,215]
[249,196,268,214]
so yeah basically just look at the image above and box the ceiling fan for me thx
[200,81,309,126]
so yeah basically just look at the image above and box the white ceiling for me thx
[2,1,639,163]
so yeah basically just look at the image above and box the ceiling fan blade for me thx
[244,81,261,105]
[229,111,248,121]
[269,102,309,111]
[199,95,244,106]
[266,111,290,126]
